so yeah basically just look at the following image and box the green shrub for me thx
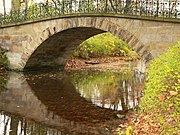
[139,43,180,134]
[0,47,8,92]
[0,47,9,69]
[73,32,138,59]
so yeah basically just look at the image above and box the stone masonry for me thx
[0,16,180,70]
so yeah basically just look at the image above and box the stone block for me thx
[7,52,24,70]
[1,16,179,70]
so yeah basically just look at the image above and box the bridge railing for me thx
[0,0,179,26]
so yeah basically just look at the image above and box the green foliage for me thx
[1,0,98,25]
[69,69,141,103]
[0,47,8,93]
[73,32,138,59]
[11,0,21,11]
[0,47,9,68]
[139,43,180,134]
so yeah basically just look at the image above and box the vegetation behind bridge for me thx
[0,47,8,93]
[0,47,8,71]
[73,32,139,60]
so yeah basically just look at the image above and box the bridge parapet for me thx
[1,0,180,27]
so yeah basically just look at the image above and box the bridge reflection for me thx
[0,72,118,134]
[26,71,119,123]
[0,69,145,134]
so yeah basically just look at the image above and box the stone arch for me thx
[23,17,153,71]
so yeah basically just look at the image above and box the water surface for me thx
[0,68,145,135]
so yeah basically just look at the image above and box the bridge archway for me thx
[24,27,105,70]
[23,18,152,71]
[2,17,171,71]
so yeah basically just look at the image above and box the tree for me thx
[11,0,34,11]
[109,0,117,12]
[124,0,132,14]
[24,0,28,9]
[11,0,21,11]
[2,0,6,15]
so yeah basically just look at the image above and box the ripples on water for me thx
[0,68,145,135]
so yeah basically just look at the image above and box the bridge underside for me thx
[24,27,105,71]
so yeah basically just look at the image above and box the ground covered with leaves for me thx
[125,43,180,135]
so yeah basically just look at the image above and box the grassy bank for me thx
[72,32,139,60]
[131,43,180,134]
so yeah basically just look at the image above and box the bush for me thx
[0,47,8,69]
[139,43,180,134]
[73,32,138,59]
[0,47,8,92]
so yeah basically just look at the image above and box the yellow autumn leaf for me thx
[126,126,133,135]
[169,91,178,96]
[169,103,173,107]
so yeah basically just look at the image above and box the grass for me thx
[137,42,180,134]
[73,32,139,60]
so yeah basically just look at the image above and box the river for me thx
[0,65,145,135]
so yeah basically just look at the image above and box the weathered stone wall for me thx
[0,16,179,70]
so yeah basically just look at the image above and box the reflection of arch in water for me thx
[0,72,118,134]
[70,70,145,111]
[0,72,84,134]
[25,71,120,123]
[118,72,145,110]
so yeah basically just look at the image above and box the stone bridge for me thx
[0,16,180,71]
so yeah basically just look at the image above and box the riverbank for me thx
[65,56,140,71]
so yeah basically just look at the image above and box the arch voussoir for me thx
[92,19,151,64]
[28,17,151,70]
[144,53,153,63]
[109,24,118,34]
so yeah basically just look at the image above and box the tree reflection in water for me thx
[0,112,61,135]
[70,70,145,111]
[0,69,145,135]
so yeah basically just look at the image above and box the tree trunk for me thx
[10,117,19,135]
[25,0,28,9]
[11,0,21,11]
[109,0,116,12]
[2,0,6,15]
[124,0,131,14]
